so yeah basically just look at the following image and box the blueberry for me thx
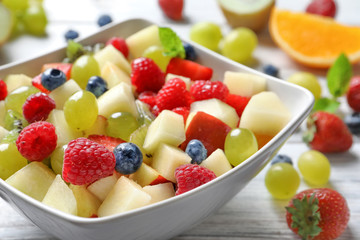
[64,30,79,41]
[185,139,207,165]
[344,112,360,134]
[86,76,108,98]
[263,64,279,78]
[97,14,112,27]
[113,142,143,175]
[41,68,66,91]
[271,154,293,165]
[183,42,197,61]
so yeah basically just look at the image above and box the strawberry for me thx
[303,111,353,153]
[131,57,165,93]
[225,94,251,118]
[306,0,337,18]
[41,63,72,80]
[166,57,213,81]
[32,74,51,94]
[0,79,7,101]
[106,37,129,58]
[346,76,360,112]
[190,80,229,102]
[87,134,125,152]
[286,188,350,240]
[158,0,184,21]
[138,91,157,109]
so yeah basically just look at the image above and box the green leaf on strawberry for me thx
[159,27,185,59]
[312,97,340,113]
[327,53,352,98]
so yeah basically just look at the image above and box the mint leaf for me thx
[159,27,185,59]
[312,97,340,113]
[327,53,352,98]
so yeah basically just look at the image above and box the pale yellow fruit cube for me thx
[49,79,82,110]
[143,182,175,204]
[101,61,131,89]
[223,71,266,97]
[4,74,32,93]
[200,149,232,177]
[94,44,131,75]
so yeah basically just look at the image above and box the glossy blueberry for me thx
[344,112,360,134]
[97,14,112,27]
[86,76,108,98]
[113,142,143,175]
[183,42,197,61]
[64,30,79,41]
[41,68,66,91]
[271,154,293,165]
[263,64,279,78]
[185,139,207,165]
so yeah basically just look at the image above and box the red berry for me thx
[0,79,7,101]
[225,94,251,118]
[306,0,337,18]
[158,0,184,21]
[131,57,165,93]
[87,134,125,152]
[156,78,192,112]
[16,121,57,162]
[175,164,216,195]
[22,92,56,123]
[172,106,190,124]
[286,188,349,240]
[106,37,129,58]
[166,57,213,81]
[63,137,116,185]
[138,91,157,108]
[346,76,360,112]
[190,80,229,102]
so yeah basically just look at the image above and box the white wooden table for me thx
[0,0,359,239]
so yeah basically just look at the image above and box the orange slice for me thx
[269,8,360,68]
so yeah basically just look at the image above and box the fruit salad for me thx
[0,25,292,218]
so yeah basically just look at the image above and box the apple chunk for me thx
[143,182,175,204]
[101,61,131,89]
[4,74,32,93]
[200,149,232,177]
[70,184,101,218]
[87,173,119,202]
[223,71,266,97]
[49,79,82,110]
[94,44,131,75]
[129,163,169,187]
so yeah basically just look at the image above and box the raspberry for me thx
[106,37,129,58]
[175,164,216,195]
[16,121,57,162]
[190,80,229,102]
[225,94,251,117]
[0,79,7,101]
[156,78,192,112]
[22,92,56,123]
[306,0,336,18]
[131,57,165,93]
[172,106,190,124]
[62,137,116,185]
[138,91,157,108]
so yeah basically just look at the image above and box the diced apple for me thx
[5,162,56,201]
[181,111,232,155]
[47,109,82,147]
[83,115,107,137]
[143,182,175,204]
[223,71,266,97]
[143,110,185,154]
[0,143,28,180]
[49,79,82,110]
[97,176,151,217]
[129,163,169,187]
[0,126,8,141]
[4,74,32,93]
[87,173,119,202]
[97,82,139,119]
[70,184,101,218]
[186,98,239,129]
[165,73,191,90]
[101,61,131,89]
[94,45,131,75]
[151,144,191,183]
[200,149,232,177]
[239,91,291,148]
[126,25,162,59]
[42,175,77,215]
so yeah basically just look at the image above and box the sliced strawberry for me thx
[32,74,51,94]
[87,134,125,152]
[150,175,170,185]
[166,58,213,81]
[41,63,73,80]
[225,94,251,118]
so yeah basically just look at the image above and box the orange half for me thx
[269,8,360,68]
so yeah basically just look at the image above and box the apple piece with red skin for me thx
[166,58,213,81]
[129,163,170,187]
[180,111,232,155]
[41,63,73,80]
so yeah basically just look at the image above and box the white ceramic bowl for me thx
[0,18,314,240]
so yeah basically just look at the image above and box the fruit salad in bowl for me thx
[0,18,314,240]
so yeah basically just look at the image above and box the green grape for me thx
[50,145,66,175]
[70,55,101,89]
[22,3,47,36]
[4,109,28,131]
[297,150,330,186]
[1,129,20,144]
[5,86,39,114]
[265,162,300,199]
[0,142,28,180]
[129,124,152,164]
[135,99,155,126]
[221,27,258,64]
[143,45,171,72]
[224,128,258,166]
[189,22,223,52]
[3,0,29,11]
[287,72,322,100]
[63,90,98,131]
[106,112,140,141]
